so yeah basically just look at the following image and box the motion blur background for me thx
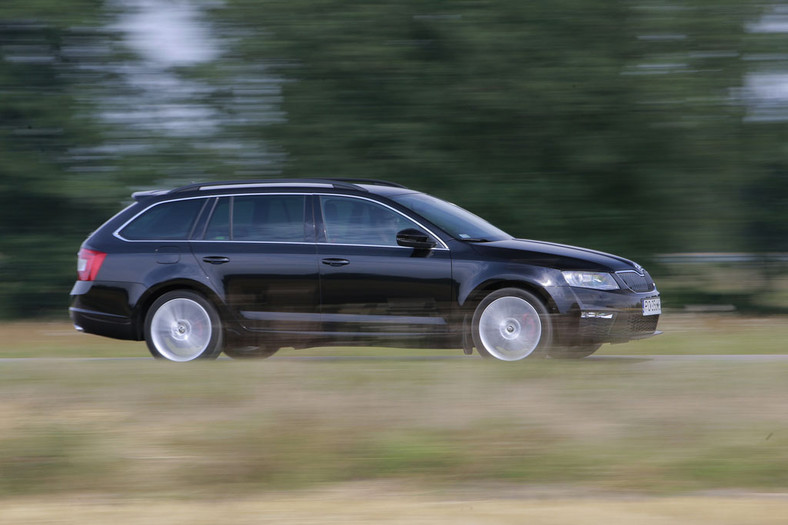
[2,0,787,318]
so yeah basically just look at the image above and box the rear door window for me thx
[202,195,307,242]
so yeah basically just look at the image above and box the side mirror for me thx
[396,228,436,250]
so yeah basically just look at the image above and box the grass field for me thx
[0,314,787,523]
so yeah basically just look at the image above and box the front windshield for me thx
[391,192,511,242]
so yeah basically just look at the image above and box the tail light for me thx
[77,249,107,281]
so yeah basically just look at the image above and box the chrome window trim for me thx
[113,191,450,250]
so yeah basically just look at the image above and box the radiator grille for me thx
[616,270,655,292]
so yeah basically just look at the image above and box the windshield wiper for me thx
[459,237,492,242]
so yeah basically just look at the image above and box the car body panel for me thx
[191,239,321,333]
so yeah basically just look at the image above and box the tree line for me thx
[1,0,786,317]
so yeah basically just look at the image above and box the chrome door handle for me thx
[321,258,350,267]
[202,256,230,264]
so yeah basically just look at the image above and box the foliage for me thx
[219,0,771,260]
[1,0,788,317]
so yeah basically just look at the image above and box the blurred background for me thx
[1,0,787,319]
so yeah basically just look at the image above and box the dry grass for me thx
[0,316,787,523]
[3,490,788,525]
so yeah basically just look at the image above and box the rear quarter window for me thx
[120,199,205,240]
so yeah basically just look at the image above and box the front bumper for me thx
[550,285,661,346]
[574,310,660,345]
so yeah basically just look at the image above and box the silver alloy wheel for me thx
[477,296,542,361]
[149,297,213,362]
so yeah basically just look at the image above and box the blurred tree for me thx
[0,10,116,317]
[220,0,764,262]
[1,0,787,318]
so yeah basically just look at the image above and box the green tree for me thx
[220,0,764,261]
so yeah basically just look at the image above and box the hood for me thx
[471,238,639,272]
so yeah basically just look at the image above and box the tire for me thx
[224,346,279,359]
[471,288,552,361]
[144,291,224,362]
[547,344,601,359]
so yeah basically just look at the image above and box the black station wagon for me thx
[69,179,660,362]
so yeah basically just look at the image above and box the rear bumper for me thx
[69,280,141,341]
[69,306,137,340]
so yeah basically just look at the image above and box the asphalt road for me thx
[1,354,788,363]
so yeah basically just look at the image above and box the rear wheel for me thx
[472,288,552,361]
[144,291,223,362]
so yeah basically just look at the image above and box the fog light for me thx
[581,311,615,319]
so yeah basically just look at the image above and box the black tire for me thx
[224,346,279,359]
[144,291,224,362]
[547,344,601,359]
[471,288,552,361]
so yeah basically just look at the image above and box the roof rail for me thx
[331,178,408,189]
[168,178,369,194]
[132,189,169,201]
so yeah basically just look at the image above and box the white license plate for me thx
[643,297,661,316]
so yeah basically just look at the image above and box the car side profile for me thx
[69,179,660,362]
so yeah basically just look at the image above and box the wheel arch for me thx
[461,278,559,315]
[132,279,231,340]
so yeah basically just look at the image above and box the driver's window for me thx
[320,196,416,246]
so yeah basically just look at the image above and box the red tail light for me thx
[77,249,107,281]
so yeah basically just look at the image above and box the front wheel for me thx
[472,288,552,361]
[144,291,223,362]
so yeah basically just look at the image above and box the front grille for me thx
[616,270,655,292]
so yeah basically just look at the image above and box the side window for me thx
[234,195,306,241]
[204,198,230,240]
[121,199,204,240]
[203,195,307,242]
[320,196,420,246]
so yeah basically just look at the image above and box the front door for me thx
[316,195,453,339]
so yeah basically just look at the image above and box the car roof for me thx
[132,179,414,201]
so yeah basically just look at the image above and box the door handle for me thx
[321,258,350,267]
[202,256,230,265]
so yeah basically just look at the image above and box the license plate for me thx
[643,297,661,316]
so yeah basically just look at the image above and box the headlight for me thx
[562,271,619,290]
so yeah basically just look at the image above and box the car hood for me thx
[470,238,640,272]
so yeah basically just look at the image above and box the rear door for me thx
[191,194,320,333]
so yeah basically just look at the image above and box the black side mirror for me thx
[396,228,436,250]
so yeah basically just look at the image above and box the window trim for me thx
[113,192,448,250]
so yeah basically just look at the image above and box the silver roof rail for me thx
[169,178,375,194]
